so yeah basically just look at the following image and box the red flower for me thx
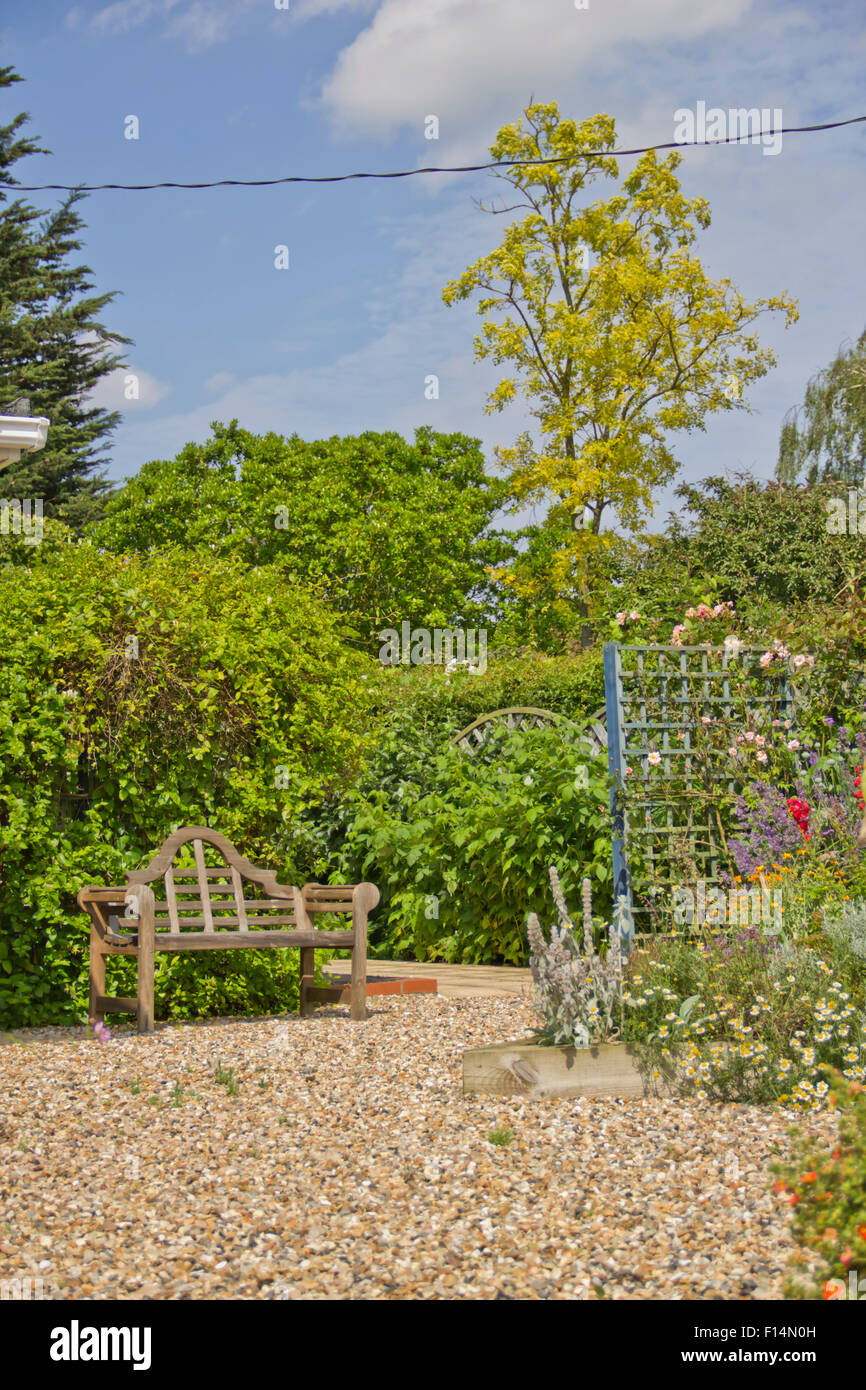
[773,1179,787,1193]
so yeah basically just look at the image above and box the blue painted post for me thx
[603,642,634,950]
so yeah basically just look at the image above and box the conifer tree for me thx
[0,65,130,527]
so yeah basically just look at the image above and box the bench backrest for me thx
[123,826,315,934]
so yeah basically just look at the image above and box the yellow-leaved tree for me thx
[442,102,798,637]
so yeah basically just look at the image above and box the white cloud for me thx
[89,0,181,38]
[293,0,377,16]
[85,0,260,48]
[166,1,237,50]
[90,364,172,411]
[203,371,238,395]
[313,0,754,142]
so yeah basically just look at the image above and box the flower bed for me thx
[481,864,866,1110]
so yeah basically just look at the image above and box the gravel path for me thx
[0,995,835,1300]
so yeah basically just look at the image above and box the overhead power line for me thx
[5,114,865,193]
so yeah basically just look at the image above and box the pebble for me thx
[0,995,835,1299]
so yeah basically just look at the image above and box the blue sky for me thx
[2,0,864,531]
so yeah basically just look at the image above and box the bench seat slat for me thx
[153,930,355,951]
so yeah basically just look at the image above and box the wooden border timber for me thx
[463,1039,663,1100]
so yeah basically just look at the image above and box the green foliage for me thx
[103,945,334,1026]
[487,1127,514,1147]
[92,422,508,643]
[327,726,613,965]
[371,647,604,743]
[772,1073,866,1300]
[778,327,866,487]
[601,538,726,640]
[0,66,130,527]
[0,540,375,1027]
[667,475,865,610]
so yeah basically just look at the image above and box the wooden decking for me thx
[323,957,532,999]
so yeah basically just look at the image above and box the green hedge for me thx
[0,539,375,1028]
[369,647,605,742]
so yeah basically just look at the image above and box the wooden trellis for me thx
[452,705,607,756]
[604,642,802,945]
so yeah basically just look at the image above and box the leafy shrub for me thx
[667,475,864,610]
[771,1073,866,1299]
[0,542,375,1027]
[326,725,613,965]
[92,422,507,642]
[102,946,337,1024]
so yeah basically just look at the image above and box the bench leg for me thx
[89,924,105,1027]
[299,946,315,1018]
[134,886,156,1035]
[350,892,370,1022]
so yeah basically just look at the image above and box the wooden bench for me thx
[77,826,379,1034]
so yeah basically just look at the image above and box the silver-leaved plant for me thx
[528,867,626,1048]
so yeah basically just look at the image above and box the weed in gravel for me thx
[488,1127,514,1147]
[128,1079,141,1095]
[215,1064,239,1096]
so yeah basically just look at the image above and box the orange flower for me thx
[789,1194,799,1205]
[857,1225,866,1241]
[773,1179,787,1193]
[801,1172,817,1183]
[822,1280,839,1300]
